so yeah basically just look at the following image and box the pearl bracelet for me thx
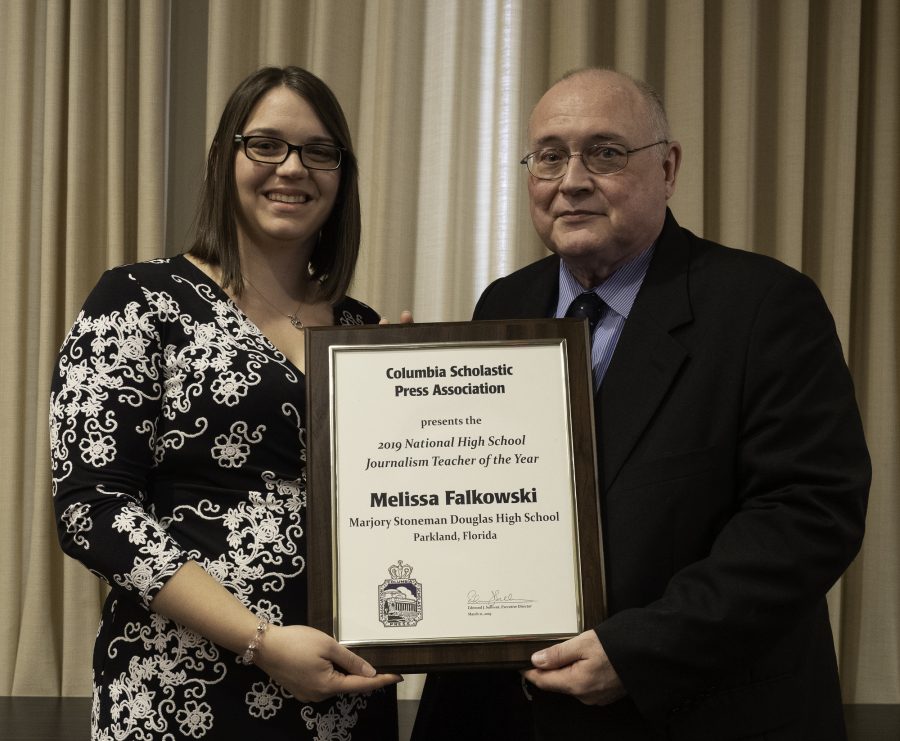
[239,612,271,665]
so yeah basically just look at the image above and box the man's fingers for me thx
[531,640,576,669]
[522,666,574,695]
[522,632,624,706]
[378,310,415,325]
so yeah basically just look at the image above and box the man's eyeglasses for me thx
[234,134,344,170]
[520,140,668,180]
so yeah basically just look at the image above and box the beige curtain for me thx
[1,0,896,704]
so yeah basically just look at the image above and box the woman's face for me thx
[234,86,341,254]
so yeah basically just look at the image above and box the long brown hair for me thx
[189,66,360,302]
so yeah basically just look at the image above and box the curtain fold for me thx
[1,0,896,704]
[354,0,425,318]
[1,0,173,696]
[840,0,900,703]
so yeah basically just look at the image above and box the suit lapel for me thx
[475,231,693,491]
[505,255,559,318]
[599,211,694,490]
[472,254,560,321]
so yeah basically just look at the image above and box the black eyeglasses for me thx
[520,140,668,179]
[234,134,343,170]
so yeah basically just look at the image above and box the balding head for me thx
[558,69,670,146]
[529,68,670,160]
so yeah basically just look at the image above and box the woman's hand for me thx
[255,624,402,702]
[151,564,398,703]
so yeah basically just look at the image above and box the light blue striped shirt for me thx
[555,245,656,389]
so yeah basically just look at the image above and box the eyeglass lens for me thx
[243,136,341,169]
[528,144,627,178]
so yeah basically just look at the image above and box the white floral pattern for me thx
[176,700,215,738]
[247,680,284,719]
[212,421,265,468]
[50,257,393,739]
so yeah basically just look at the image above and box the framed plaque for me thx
[305,319,605,672]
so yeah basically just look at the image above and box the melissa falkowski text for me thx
[370,488,538,507]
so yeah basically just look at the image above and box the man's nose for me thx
[558,154,594,193]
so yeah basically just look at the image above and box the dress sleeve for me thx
[50,267,189,608]
[335,296,381,325]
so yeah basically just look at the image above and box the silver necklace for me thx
[244,276,305,330]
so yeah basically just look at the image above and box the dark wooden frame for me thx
[305,318,605,672]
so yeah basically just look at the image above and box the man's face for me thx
[526,71,680,285]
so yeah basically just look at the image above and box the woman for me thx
[50,66,401,739]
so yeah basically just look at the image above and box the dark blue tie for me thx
[565,292,604,336]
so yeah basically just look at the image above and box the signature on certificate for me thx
[467,589,536,606]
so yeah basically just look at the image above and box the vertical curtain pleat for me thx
[303,1,366,132]
[614,0,652,75]
[67,0,111,293]
[0,0,896,703]
[258,0,311,65]
[354,0,425,317]
[840,0,900,704]
[0,0,36,695]
[411,1,463,318]
[0,0,170,695]
[165,0,208,254]
[34,2,73,692]
[206,0,260,140]
[761,0,809,272]
[136,1,170,260]
[802,0,861,342]
[711,1,756,253]
[662,0,705,232]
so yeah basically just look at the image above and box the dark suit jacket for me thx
[412,210,870,740]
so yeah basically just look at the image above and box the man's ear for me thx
[663,140,682,200]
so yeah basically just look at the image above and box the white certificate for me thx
[306,320,604,671]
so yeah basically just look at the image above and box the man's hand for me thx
[379,310,414,324]
[521,630,626,706]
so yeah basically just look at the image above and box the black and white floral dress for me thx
[50,255,397,740]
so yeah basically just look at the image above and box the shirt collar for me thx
[555,243,656,320]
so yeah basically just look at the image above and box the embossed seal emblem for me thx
[378,560,423,627]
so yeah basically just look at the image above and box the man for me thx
[412,69,870,740]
